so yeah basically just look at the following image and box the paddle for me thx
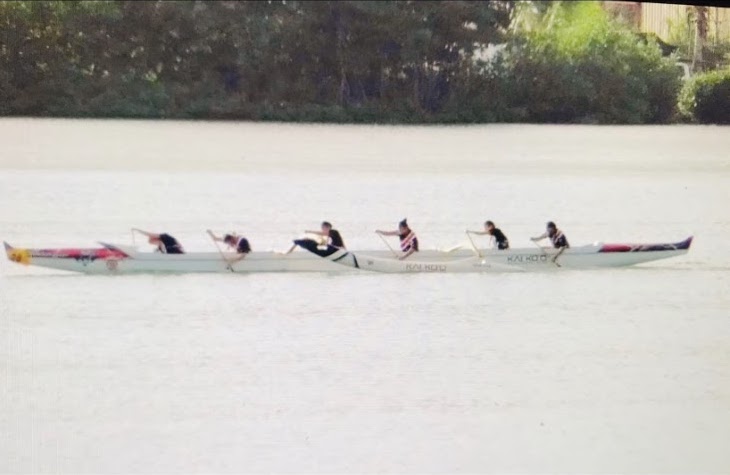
[532,239,561,268]
[376,232,400,258]
[207,230,235,272]
[465,231,483,258]
[437,244,463,253]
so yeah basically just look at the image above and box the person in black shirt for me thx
[467,220,510,250]
[209,231,251,263]
[133,228,185,254]
[307,221,345,249]
[283,221,346,257]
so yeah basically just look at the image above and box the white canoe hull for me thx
[302,237,695,273]
[480,242,693,269]
[3,242,484,274]
[320,251,526,273]
[4,237,693,274]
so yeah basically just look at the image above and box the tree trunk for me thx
[692,6,708,72]
[412,65,421,112]
[379,62,385,100]
[338,65,348,106]
[334,5,348,107]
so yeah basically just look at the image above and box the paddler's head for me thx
[398,218,409,234]
[223,234,236,246]
[321,221,332,235]
[485,220,495,233]
[546,221,557,236]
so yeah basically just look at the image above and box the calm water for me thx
[1,119,729,473]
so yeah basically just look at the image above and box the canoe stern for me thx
[4,242,32,265]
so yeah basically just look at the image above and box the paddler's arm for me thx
[132,228,159,239]
[399,248,416,260]
[304,230,329,246]
[376,230,399,236]
[208,231,225,243]
[467,230,488,235]
[530,232,548,242]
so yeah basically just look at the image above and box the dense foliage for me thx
[0,0,684,123]
[497,2,681,123]
[678,68,730,124]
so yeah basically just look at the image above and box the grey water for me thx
[1,119,729,473]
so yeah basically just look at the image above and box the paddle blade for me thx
[443,245,463,253]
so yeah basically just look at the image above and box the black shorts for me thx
[293,239,339,257]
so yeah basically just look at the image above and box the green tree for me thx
[0,0,687,124]
[678,67,730,124]
[498,1,680,123]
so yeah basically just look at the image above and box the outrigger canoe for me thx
[4,237,692,274]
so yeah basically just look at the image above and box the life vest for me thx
[399,231,418,252]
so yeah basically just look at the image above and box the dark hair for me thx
[399,218,408,228]
[321,221,332,228]
[546,221,557,229]
[223,234,235,243]
[485,220,495,227]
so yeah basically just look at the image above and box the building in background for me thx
[603,2,730,72]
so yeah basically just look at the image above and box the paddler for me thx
[467,220,510,250]
[376,218,418,260]
[531,221,569,262]
[282,221,346,257]
[132,228,185,254]
[209,231,251,263]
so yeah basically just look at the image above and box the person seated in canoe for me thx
[132,228,185,254]
[467,220,509,250]
[283,221,346,257]
[376,218,418,260]
[209,231,251,263]
[531,221,569,262]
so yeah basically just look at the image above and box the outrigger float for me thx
[4,237,693,274]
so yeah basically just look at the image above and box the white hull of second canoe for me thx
[480,247,690,269]
[320,247,691,274]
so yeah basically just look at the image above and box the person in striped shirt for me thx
[376,218,419,260]
[531,221,569,262]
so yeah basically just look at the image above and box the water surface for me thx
[1,119,729,473]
